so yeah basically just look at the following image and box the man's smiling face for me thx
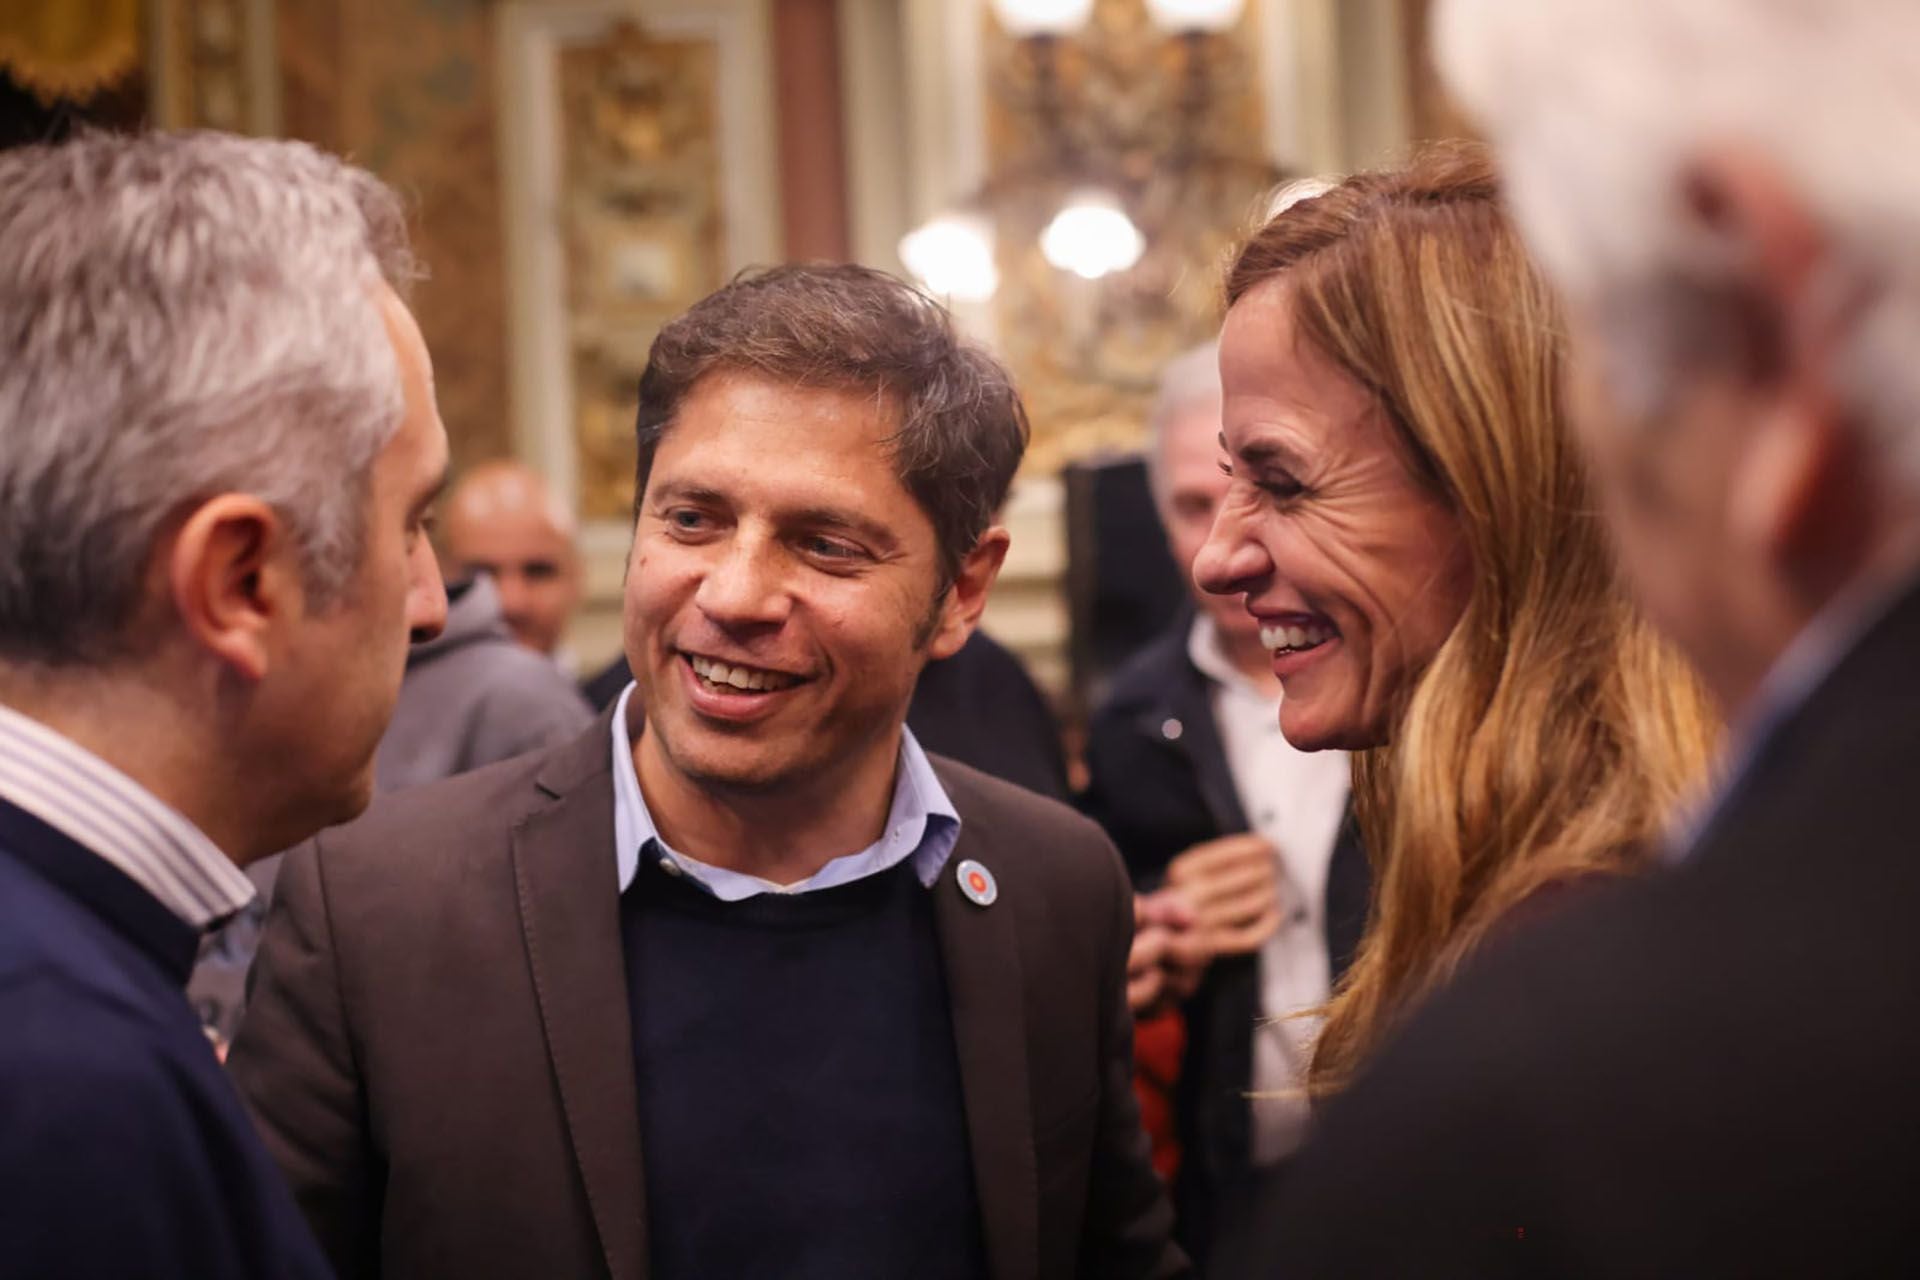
[624,370,951,799]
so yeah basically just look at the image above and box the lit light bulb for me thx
[898,214,999,302]
[1040,192,1145,280]
[989,0,1096,36]
[1144,0,1245,32]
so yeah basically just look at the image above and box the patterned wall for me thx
[275,0,512,470]
[557,22,726,521]
[981,0,1282,473]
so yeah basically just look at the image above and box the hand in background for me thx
[1127,889,1210,1016]
[1164,832,1285,956]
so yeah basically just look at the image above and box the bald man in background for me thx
[443,459,585,663]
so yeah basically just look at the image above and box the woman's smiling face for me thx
[1193,278,1473,752]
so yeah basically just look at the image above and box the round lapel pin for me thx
[956,858,998,907]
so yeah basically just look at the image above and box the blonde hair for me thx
[1224,143,1718,1097]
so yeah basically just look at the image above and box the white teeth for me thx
[688,654,797,692]
[1259,622,1334,652]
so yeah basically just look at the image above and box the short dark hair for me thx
[634,263,1029,586]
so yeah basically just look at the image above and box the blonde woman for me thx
[1194,143,1717,1099]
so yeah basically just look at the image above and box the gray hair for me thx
[1436,0,1920,487]
[1145,342,1223,506]
[0,130,419,664]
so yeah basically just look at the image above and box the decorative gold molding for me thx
[0,0,142,104]
[559,20,725,522]
[982,0,1278,472]
[150,0,275,132]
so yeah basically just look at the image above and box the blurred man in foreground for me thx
[0,131,446,1276]
[233,264,1187,1279]
[443,458,584,661]
[1257,2,1920,1272]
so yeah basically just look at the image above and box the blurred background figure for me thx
[443,459,585,667]
[1082,341,1365,1269]
[904,626,1072,800]
[374,572,593,793]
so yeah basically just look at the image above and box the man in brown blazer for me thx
[230,264,1189,1280]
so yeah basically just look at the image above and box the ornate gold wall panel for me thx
[273,0,510,470]
[0,0,142,104]
[558,22,724,521]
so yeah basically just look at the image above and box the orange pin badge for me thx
[956,858,998,907]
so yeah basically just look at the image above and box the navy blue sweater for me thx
[0,799,331,1280]
[622,854,987,1279]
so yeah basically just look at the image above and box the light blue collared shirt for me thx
[608,682,961,900]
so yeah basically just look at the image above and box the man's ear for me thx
[1688,146,1868,584]
[925,527,1011,662]
[167,494,297,683]
[1731,403,1875,599]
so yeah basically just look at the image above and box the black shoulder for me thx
[1092,620,1195,720]
[0,993,264,1270]
[936,753,1111,846]
[1,977,214,1171]
[932,753,1130,910]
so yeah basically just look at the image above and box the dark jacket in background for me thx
[1080,614,1370,1269]
[0,800,329,1279]
[585,629,1070,801]
[908,629,1071,802]
[1251,577,1920,1276]
[229,712,1189,1280]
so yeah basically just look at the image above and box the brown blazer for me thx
[229,712,1188,1280]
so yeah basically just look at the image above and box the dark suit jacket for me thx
[1079,616,1369,1265]
[230,711,1188,1280]
[908,630,1071,802]
[0,799,329,1280]
[1251,576,1920,1276]
[584,631,1070,801]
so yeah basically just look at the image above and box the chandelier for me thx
[900,0,1277,302]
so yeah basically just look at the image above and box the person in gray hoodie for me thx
[189,573,592,1047]
[374,572,593,792]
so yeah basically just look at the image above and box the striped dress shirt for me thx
[0,701,254,931]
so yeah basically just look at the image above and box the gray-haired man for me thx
[0,131,448,1276]
[1242,2,1920,1274]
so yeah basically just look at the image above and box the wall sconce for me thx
[989,0,1244,36]
[988,0,1097,37]
[1040,190,1144,279]
[1139,0,1245,32]
[899,213,999,301]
